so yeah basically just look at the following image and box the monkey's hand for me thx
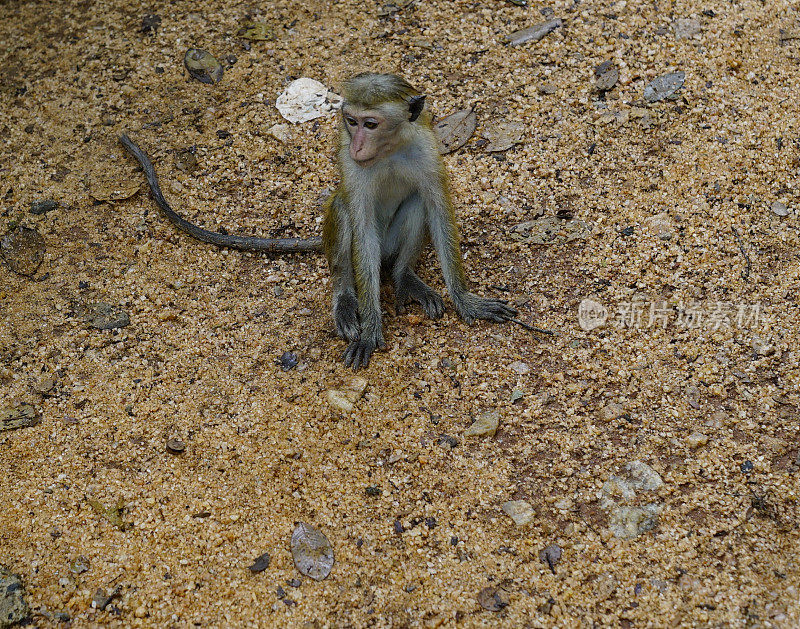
[343,330,386,370]
[454,293,518,325]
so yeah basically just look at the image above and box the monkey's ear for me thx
[408,95,426,122]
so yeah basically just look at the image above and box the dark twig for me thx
[511,318,555,335]
[731,226,751,281]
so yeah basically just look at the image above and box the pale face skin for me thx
[343,108,399,167]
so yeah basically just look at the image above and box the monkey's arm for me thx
[343,197,385,368]
[323,193,360,343]
[424,179,517,324]
[119,134,323,253]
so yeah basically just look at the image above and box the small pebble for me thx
[166,438,185,454]
[30,199,58,215]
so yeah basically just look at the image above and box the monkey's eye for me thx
[364,120,379,130]
[345,117,357,127]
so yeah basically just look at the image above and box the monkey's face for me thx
[342,107,403,168]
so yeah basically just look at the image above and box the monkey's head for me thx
[340,73,426,167]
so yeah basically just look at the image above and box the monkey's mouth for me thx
[353,157,377,168]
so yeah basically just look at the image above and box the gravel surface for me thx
[1,0,798,626]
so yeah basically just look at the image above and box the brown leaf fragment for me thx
[1,226,45,276]
[505,19,562,46]
[88,169,140,202]
[91,586,120,610]
[780,28,800,42]
[86,496,130,530]
[594,61,619,91]
[484,120,524,152]
[644,71,685,102]
[0,404,39,431]
[434,108,477,154]
[237,22,275,41]
[510,216,592,244]
[0,566,30,624]
[477,586,509,611]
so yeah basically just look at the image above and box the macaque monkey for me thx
[121,72,516,368]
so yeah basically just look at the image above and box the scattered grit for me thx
[1,0,798,626]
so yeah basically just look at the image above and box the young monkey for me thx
[120,72,516,369]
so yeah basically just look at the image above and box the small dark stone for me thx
[438,434,459,449]
[277,351,299,371]
[450,536,459,546]
[365,486,381,497]
[283,598,296,607]
[286,578,301,588]
[393,519,404,534]
[78,280,89,289]
[166,438,185,454]
[87,303,130,330]
[141,14,161,34]
[155,66,164,74]
[619,226,635,236]
[224,54,238,67]
[92,586,120,610]
[247,552,271,573]
[184,48,224,85]
[276,585,286,599]
[54,611,71,622]
[538,543,562,574]
[216,130,231,139]
[30,199,59,215]
[425,517,436,529]
[740,460,754,474]
[70,555,91,574]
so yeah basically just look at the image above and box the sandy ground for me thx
[1,0,799,626]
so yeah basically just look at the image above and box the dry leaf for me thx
[484,120,524,152]
[434,108,476,154]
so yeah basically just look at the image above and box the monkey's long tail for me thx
[119,133,323,253]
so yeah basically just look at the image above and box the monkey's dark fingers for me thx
[457,295,518,324]
[491,301,519,320]
[343,339,377,370]
[421,293,446,319]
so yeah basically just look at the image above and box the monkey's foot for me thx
[455,293,518,325]
[334,292,360,342]
[342,332,386,370]
[394,271,445,319]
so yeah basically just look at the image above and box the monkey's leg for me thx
[386,195,445,319]
[425,191,518,324]
[324,195,360,342]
